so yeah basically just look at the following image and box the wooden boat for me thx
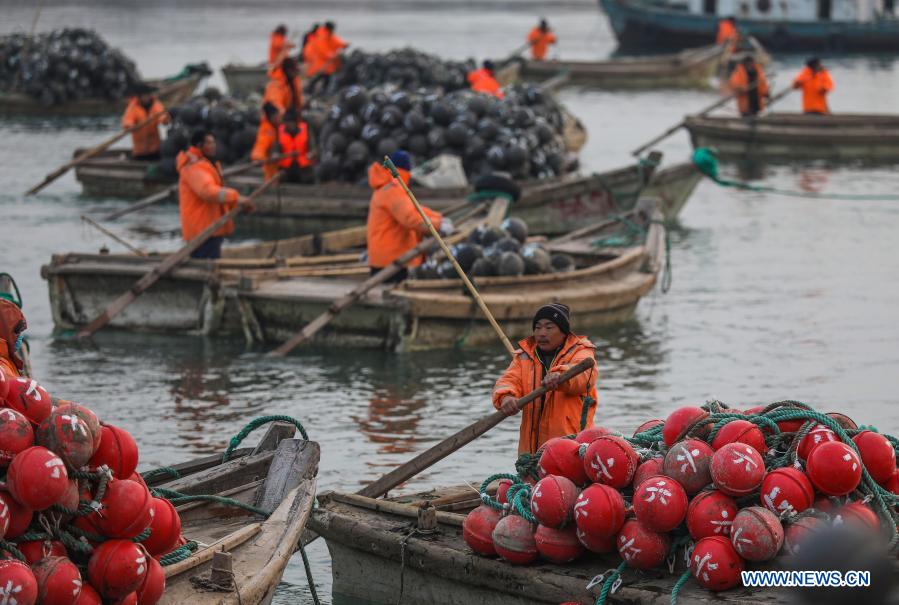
[311,486,791,604]
[0,68,205,117]
[74,150,700,234]
[42,199,667,351]
[221,63,269,98]
[149,420,319,604]
[684,113,899,162]
[495,44,726,89]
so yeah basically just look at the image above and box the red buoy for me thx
[32,556,82,605]
[0,559,38,605]
[662,406,709,447]
[806,441,863,496]
[576,527,616,554]
[573,483,625,540]
[616,519,670,570]
[53,401,101,456]
[784,516,827,556]
[852,431,896,484]
[496,478,513,505]
[686,490,738,540]
[7,446,68,510]
[19,539,66,565]
[89,425,139,479]
[4,377,52,425]
[582,435,638,488]
[711,419,767,454]
[632,419,663,437]
[534,524,584,564]
[36,408,96,469]
[530,475,577,529]
[835,501,880,533]
[135,556,165,605]
[0,408,33,468]
[492,515,538,565]
[730,506,784,562]
[87,540,148,599]
[690,536,744,591]
[0,371,8,401]
[633,457,664,488]
[73,583,102,605]
[813,496,838,513]
[826,412,858,431]
[632,475,687,533]
[797,425,837,460]
[662,439,713,495]
[537,438,588,485]
[710,443,765,497]
[760,467,814,516]
[142,497,183,558]
[0,491,32,538]
[90,479,154,539]
[112,593,138,605]
[574,426,612,445]
[885,469,899,496]
[463,505,503,556]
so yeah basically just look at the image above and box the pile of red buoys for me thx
[0,374,183,605]
[463,401,899,599]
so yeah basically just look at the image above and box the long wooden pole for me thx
[385,157,516,357]
[26,109,167,196]
[357,357,595,498]
[80,215,147,257]
[75,175,280,339]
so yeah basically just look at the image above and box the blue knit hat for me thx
[389,150,412,171]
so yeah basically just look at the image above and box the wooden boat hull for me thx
[600,0,899,52]
[222,63,269,98]
[685,113,899,162]
[499,45,723,89]
[0,72,203,117]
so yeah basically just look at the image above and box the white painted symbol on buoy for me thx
[590,455,614,480]
[677,448,700,473]
[0,579,23,605]
[619,535,642,561]
[711,509,732,534]
[573,498,589,519]
[72,578,82,596]
[45,457,65,479]
[135,554,147,575]
[644,483,672,506]
[731,448,758,472]
[17,379,41,401]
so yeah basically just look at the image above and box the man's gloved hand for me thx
[439,217,455,236]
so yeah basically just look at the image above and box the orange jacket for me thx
[467,68,504,99]
[729,62,769,115]
[716,20,738,46]
[250,119,280,180]
[315,31,348,76]
[0,300,25,377]
[527,28,557,61]
[493,333,598,454]
[122,97,169,157]
[268,32,294,66]
[303,26,327,77]
[263,70,303,115]
[176,147,240,241]
[366,162,442,269]
[277,123,312,168]
[793,66,833,114]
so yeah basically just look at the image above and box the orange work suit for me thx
[176,147,240,241]
[493,333,598,454]
[316,32,348,76]
[716,20,738,46]
[467,68,504,99]
[250,118,280,180]
[793,67,833,114]
[527,28,557,61]
[263,69,304,114]
[121,97,169,157]
[366,162,442,269]
[729,62,769,116]
[0,299,26,377]
[268,32,294,66]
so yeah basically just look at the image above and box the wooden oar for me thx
[75,175,280,339]
[357,357,595,498]
[80,215,147,257]
[26,110,167,196]
[631,84,792,157]
[385,157,516,356]
[497,41,533,67]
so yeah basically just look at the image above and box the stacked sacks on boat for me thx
[463,400,899,599]
[327,48,474,94]
[0,374,184,605]
[0,29,141,106]
[410,216,577,280]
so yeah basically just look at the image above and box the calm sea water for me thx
[3,1,899,602]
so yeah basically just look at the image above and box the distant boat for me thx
[600,0,899,52]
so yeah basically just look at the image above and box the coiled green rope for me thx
[222,415,310,461]
[594,561,626,605]
[159,540,199,565]
[479,473,519,511]
[670,570,691,605]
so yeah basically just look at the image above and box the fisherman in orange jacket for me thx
[527,19,557,61]
[306,22,348,94]
[250,102,282,180]
[264,57,303,116]
[268,24,295,66]
[467,60,504,99]
[121,83,170,161]
[716,16,739,48]
[730,54,770,117]
[793,57,833,114]
[177,131,255,259]
[493,303,598,454]
[276,108,315,183]
[0,297,27,378]
[366,151,449,282]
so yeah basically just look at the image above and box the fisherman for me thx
[793,57,833,114]
[467,60,504,99]
[366,151,452,282]
[730,54,770,117]
[263,57,304,116]
[716,16,739,49]
[276,108,315,184]
[268,24,295,66]
[306,21,348,93]
[527,19,557,61]
[250,102,282,181]
[0,297,27,378]
[176,131,255,260]
[493,303,598,454]
[301,22,320,59]
[121,83,170,161]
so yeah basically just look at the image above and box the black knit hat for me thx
[533,303,570,333]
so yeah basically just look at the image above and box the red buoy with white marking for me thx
[730,506,784,562]
[573,483,625,541]
[632,475,687,533]
[852,430,896,484]
[710,443,765,497]
[73,583,102,605]
[36,408,97,469]
[0,408,33,468]
[492,515,538,565]
[496,478,513,505]
[463,505,503,556]
[686,490,738,540]
[534,524,584,563]
[53,401,102,456]
[0,491,32,538]
[760,467,814,516]
[806,441,863,496]
[797,424,837,460]
[134,556,165,605]
[663,406,709,447]
[89,424,139,479]
[711,419,767,454]
[530,475,578,529]
[574,426,612,445]
[835,501,880,533]
[690,536,744,591]
[632,457,664,489]
[582,435,638,487]
[142,497,182,558]
[537,438,588,485]
[662,439,713,495]
[616,519,670,570]
[90,479,154,539]
[31,556,83,605]
[0,559,38,605]
[4,377,52,425]
[87,540,148,599]
[7,446,68,510]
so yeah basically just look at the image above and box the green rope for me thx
[594,561,626,605]
[0,541,26,561]
[0,273,22,308]
[141,467,181,482]
[510,484,538,524]
[132,526,151,543]
[479,473,520,511]
[151,489,270,518]
[299,541,322,605]
[580,396,595,432]
[670,570,691,605]
[590,215,646,248]
[222,415,309,462]
[159,540,199,566]
[515,452,541,483]
[693,147,899,201]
